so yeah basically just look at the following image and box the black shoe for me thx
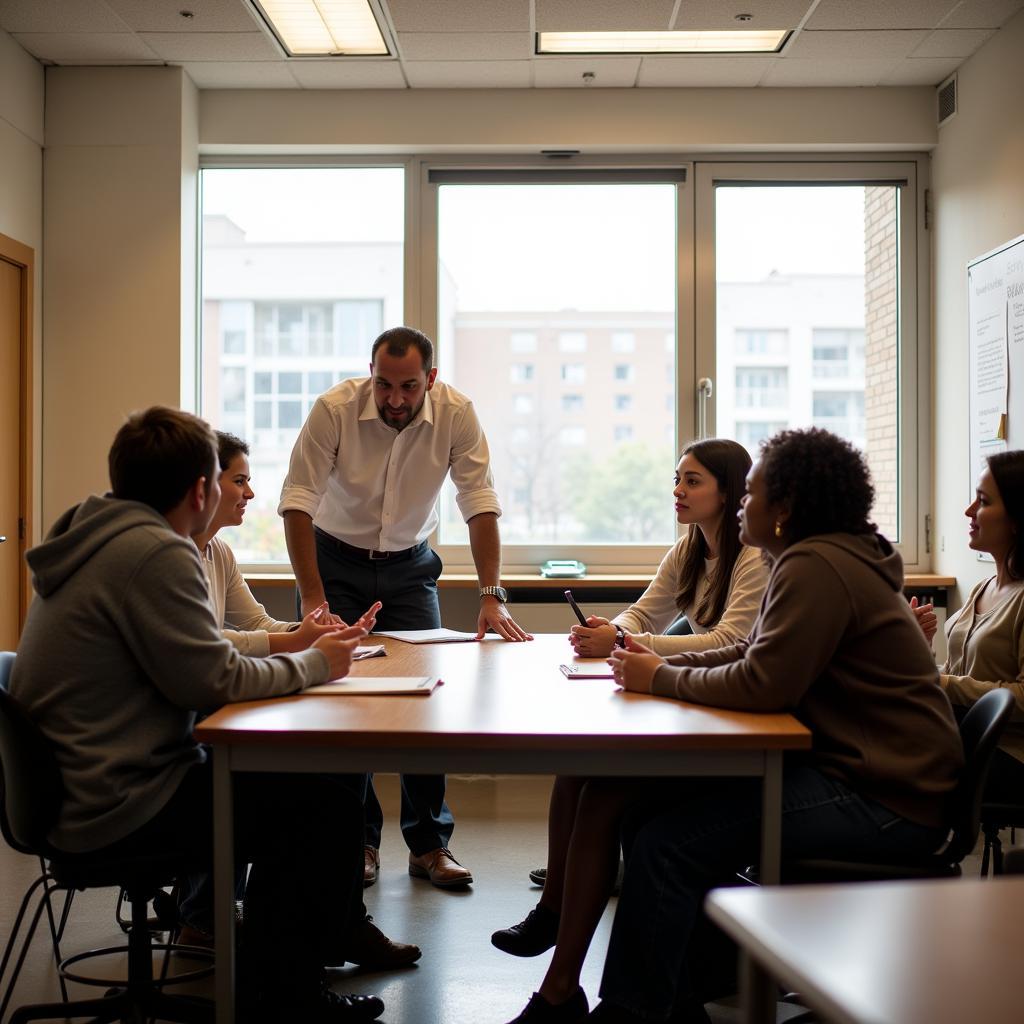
[302,988,385,1022]
[507,988,589,1023]
[491,903,559,957]
[529,866,547,886]
[341,915,422,969]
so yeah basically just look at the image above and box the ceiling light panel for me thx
[252,0,390,56]
[537,30,789,53]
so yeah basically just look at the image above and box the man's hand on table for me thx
[609,635,665,693]
[476,599,534,642]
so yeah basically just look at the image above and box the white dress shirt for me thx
[278,377,501,551]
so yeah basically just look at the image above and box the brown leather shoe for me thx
[342,914,422,970]
[407,847,473,888]
[363,845,380,887]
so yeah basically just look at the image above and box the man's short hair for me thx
[370,327,434,374]
[109,406,218,514]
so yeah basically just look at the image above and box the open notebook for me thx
[372,628,482,644]
[304,676,442,696]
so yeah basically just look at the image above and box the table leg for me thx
[213,748,235,1024]
[759,751,782,885]
[739,951,776,1024]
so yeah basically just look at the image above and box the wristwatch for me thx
[613,624,626,648]
[479,586,509,603]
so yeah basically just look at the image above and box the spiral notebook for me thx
[304,676,442,696]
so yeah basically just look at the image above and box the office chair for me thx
[980,799,1024,876]
[776,687,1014,884]
[0,652,213,1024]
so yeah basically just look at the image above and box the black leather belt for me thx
[317,529,427,562]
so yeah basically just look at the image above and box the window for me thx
[614,425,633,442]
[560,426,587,445]
[510,331,537,353]
[611,331,636,353]
[510,363,535,382]
[735,420,787,453]
[613,364,634,382]
[735,367,788,407]
[200,166,404,563]
[562,394,584,413]
[615,394,632,412]
[702,166,917,551]
[561,363,586,385]
[513,394,534,414]
[559,331,587,353]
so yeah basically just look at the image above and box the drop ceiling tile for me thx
[0,0,130,33]
[11,31,160,62]
[536,0,676,32]
[141,31,279,60]
[180,59,298,88]
[637,55,774,86]
[387,0,529,34]
[104,0,263,32]
[671,1,814,31]
[403,59,532,87]
[911,27,995,56]
[399,32,529,61]
[760,56,900,86]
[787,29,929,58]
[532,57,640,87]
[878,56,962,85]
[287,60,407,88]
[941,0,1024,28]
[807,0,961,30]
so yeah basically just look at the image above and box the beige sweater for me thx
[200,536,298,657]
[941,576,1024,762]
[613,540,768,655]
[650,533,962,828]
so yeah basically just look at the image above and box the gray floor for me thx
[0,774,1001,1024]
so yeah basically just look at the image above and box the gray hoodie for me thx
[11,495,328,852]
[651,532,963,828]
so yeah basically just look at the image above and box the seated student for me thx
[935,450,1024,803]
[579,428,962,1024]
[496,439,769,1023]
[10,406,400,1023]
[178,431,416,969]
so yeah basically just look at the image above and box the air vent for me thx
[937,74,957,127]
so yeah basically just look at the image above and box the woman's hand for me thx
[609,635,665,693]
[569,616,616,656]
[288,602,351,651]
[311,625,366,680]
[909,596,937,646]
[353,601,382,633]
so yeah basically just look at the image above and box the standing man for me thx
[280,326,532,890]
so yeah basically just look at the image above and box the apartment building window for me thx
[615,394,632,412]
[812,328,866,379]
[200,166,404,563]
[510,331,537,353]
[510,363,535,382]
[735,420,787,453]
[562,394,584,413]
[613,364,634,382]
[513,394,534,414]
[735,328,788,356]
[735,367,788,407]
[561,363,586,385]
[611,331,636,353]
[614,425,633,442]
[559,331,587,353]
[560,426,587,445]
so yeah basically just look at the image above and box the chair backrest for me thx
[943,687,1015,864]
[0,651,64,856]
[664,615,694,637]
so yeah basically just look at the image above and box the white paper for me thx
[372,628,482,644]
[305,676,441,696]
[352,644,386,660]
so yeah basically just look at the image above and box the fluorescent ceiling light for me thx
[537,30,789,54]
[253,0,389,56]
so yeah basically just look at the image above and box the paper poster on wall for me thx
[968,232,1024,563]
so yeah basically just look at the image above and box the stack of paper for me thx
[305,676,442,696]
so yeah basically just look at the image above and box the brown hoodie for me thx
[650,532,963,828]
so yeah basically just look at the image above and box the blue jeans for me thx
[313,529,455,855]
[599,763,948,1020]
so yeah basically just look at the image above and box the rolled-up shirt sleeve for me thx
[450,402,502,523]
[278,397,341,518]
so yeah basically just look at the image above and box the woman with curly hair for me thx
[937,450,1024,802]
[586,428,964,1024]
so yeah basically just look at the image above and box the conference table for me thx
[194,633,811,1023]
[707,875,1024,1024]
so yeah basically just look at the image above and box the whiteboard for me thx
[968,232,1024,500]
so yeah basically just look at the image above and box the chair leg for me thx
[993,831,1005,875]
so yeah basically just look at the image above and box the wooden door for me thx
[0,233,33,649]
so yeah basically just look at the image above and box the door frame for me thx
[0,230,34,633]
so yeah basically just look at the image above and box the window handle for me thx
[697,377,713,439]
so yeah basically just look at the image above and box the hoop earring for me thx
[774,521,783,538]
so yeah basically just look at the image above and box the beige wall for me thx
[0,28,43,541]
[931,7,1024,604]
[42,66,199,527]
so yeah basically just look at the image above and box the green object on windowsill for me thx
[540,559,587,578]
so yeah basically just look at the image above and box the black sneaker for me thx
[529,866,547,886]
[302,988,385,1022]
[491,903,559,957]
[506,988,589,1023]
